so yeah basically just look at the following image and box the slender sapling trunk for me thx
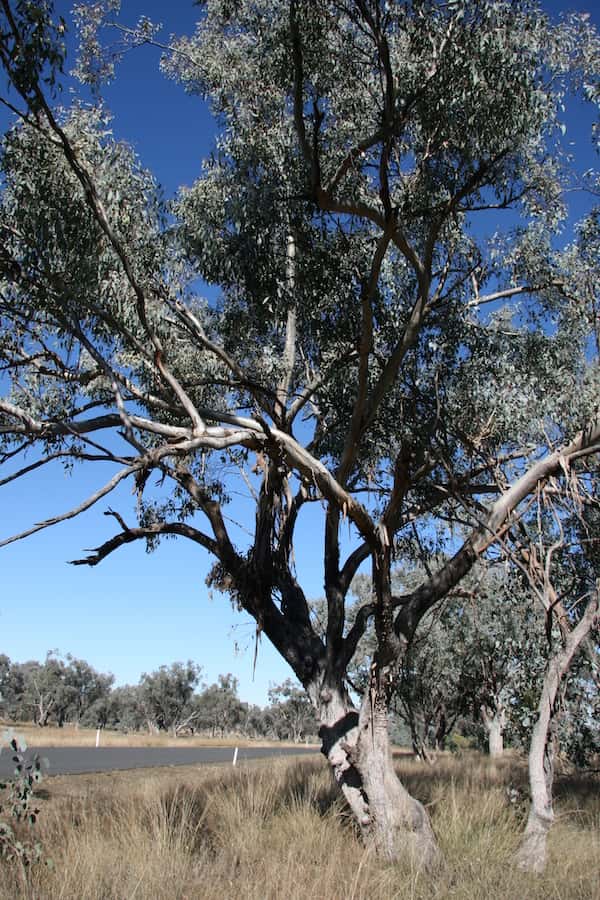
[516,594,599,873]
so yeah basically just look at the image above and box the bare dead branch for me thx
[70,517,219,565]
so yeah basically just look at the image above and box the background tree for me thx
[0,652,115,727]
[342,565,547,759]
[20,653,75,727]
[456,570,547,758]
[138,661,202,736]
[0,655,24,722]
[103,684,146,733]
[558,638,600,767]
[510,484,600,872]
[61,654,114,727]
[0,0,599,868]
[266,679,318,743]
[194,673,246,737]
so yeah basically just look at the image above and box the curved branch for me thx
[70,516,218,566]
[340,541,371,595]
[341,601,376,670]
[394,413,600,638]
[0,449,126,488]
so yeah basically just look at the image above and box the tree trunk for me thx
[481,703,505,757]
[515,700,557,874]
[404,703,435,763]
[433,706,447,752]
[515,592,598,874]
[313,679,441,870]
[37,700,51,727]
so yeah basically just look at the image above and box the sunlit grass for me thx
[1,753,598,899]
[1,720,313,748]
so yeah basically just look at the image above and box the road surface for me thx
[0,744,317,778]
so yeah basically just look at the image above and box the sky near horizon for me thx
[0,0,598,706]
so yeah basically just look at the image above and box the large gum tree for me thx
[1,0,599,868]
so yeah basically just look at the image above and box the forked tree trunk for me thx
[516,594,599,874]
[313,679,441,870]
[481,703,506,757]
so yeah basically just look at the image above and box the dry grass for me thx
[1,752,598,899]
[1,722,309,749]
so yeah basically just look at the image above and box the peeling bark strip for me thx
[516,591,599,874]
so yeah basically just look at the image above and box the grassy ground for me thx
[1,752,598,899]
[1,722,312,748]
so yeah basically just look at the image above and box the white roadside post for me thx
[232,747,238,766]
[95,728,101,748]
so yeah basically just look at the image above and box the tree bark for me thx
[433,706,448,752]
[515,593,599,873]
[481,703,506,757]
[314,678,441,870]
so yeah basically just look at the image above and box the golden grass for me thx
[1,721,312,749]
[2,752,598,900]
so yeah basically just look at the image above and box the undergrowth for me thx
[0,753,597,899]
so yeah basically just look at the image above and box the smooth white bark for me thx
[481,704,506,757]
[313,678,441,870]
[516,593,599,873]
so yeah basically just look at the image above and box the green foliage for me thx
[0,1,66,108]
[193,673,246,737]
[266,678,318,742]
[0,730,48,871]
[341,564,550,753]
[138,661,203,735]
[4,652,114,728]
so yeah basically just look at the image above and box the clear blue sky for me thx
[0,0,598,706]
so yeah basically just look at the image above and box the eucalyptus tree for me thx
[19,652,71,727]
[395,568,546,759]
[61,654,114,727]
[267,678,318,742]
[106,684,148,733]
[1,0,599,868]
[511,486,600,872]
[193,673,246,737]
[138,661,203,736]
[339,565,547,760]
[0,656,25,722]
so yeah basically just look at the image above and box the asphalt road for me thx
[0,744,317,778]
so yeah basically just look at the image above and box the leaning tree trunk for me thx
[515,594,599,873]
[481,703,506,757]
[313,677,441,870]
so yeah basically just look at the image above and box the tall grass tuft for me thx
[1,753,598,899]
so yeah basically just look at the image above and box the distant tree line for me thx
[2,564,598,761]
[0,654,318,742]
